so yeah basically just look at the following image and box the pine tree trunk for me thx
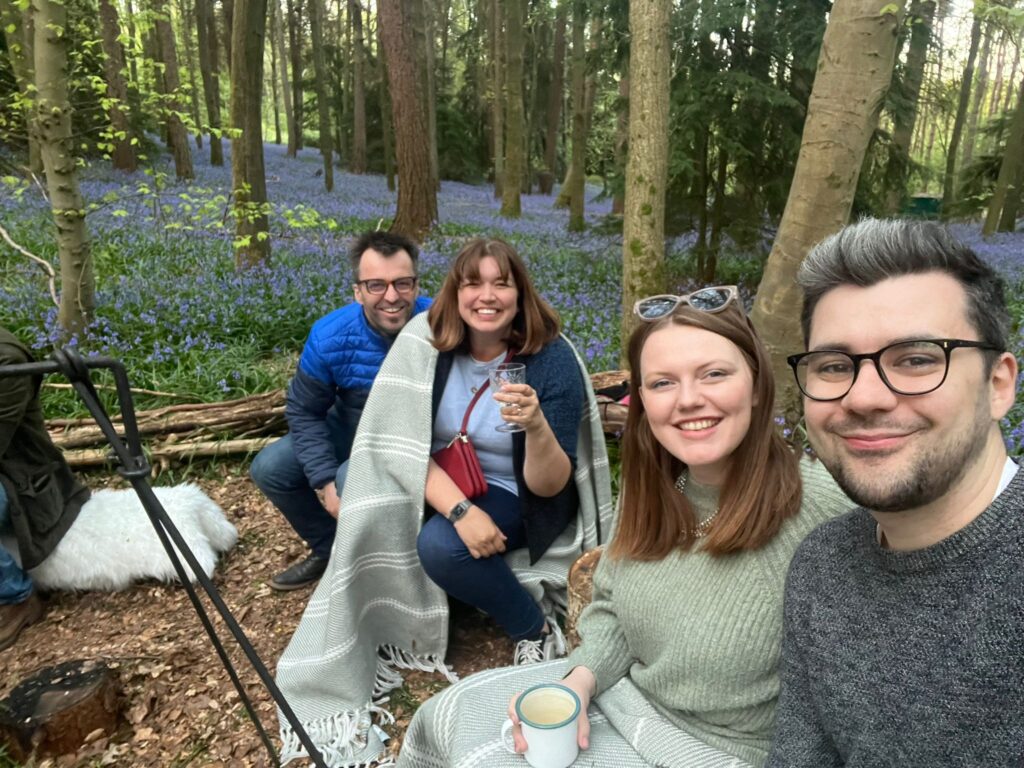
[566,0,586,229]
[619,0,670,359]
[231,0,271,268]
[31,0,95,338]
[378,0,437,238]
[350,0,367,173]
[377,20,396,191]
[308,0,334,190]
[983,77,1024,235]
[151,0,194,180]
[195,0,224,165]
[941,9,982,213]
[271,0,294,153]
[883,0,934,214]
[541,1,566,195]
[97,0,138,171]
[500,0,526,218]
[287,0,304,153]
[751,0,904,416]
[491,0,504,198]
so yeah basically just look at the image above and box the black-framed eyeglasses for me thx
[633,286,739,322]
[787,339,1003,402]
[356,276,418,295]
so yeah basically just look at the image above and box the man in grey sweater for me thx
[769,219,1023,766]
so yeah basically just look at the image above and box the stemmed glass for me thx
[490,362,526,433]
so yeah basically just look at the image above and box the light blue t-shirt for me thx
[431,352,518,495]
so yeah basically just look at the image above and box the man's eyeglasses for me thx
[633,286,739,322]
[787,339,1003,402]
[356,276,418,295]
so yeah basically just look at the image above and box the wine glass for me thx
[490,362,526,433]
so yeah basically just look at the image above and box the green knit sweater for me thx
[567,456,850,767]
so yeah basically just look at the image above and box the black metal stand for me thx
[0,349,328,768]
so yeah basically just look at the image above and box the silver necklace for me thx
[674,472,719,538]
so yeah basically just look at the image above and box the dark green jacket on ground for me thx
[0,327,88,569]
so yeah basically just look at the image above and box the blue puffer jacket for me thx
[286,297,432,489]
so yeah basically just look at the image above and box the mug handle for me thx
[500,718,518,754]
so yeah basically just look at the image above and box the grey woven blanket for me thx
[276,314,614,766]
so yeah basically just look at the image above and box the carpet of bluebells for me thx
[3,142,1024,452]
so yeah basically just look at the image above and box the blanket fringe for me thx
[376,643,460,696]
[279,701,394,767]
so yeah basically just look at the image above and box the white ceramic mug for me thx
[500,683,581,768]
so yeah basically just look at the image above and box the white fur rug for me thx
[2,484,238,591]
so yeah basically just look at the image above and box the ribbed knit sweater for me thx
[767,462,1024,767]
[568,457,850,767]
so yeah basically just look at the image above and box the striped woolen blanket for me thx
[275,314,614,767]
[398,660,752,768]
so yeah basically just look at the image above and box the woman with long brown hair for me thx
[396,287,850,768]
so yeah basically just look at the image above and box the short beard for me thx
[819,401,993,513]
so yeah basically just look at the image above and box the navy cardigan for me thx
[431,337,584,564]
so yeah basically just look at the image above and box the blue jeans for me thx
[0,483,34,605]
[417,486,545,642]
[250,407,354,560]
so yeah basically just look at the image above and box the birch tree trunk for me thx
[31,0,95,337]
[151,0,194,180]
[97,0,137,171]
[619,0,670,357]
[231,0,271,268]
[378,0,437,238]
[0,0,43,173]
[194,0,223,165]
[308,0,334,191]
[750,0,904,416]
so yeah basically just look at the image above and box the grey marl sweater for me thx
[767,463,1024,767]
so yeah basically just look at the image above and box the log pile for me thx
[47,390,286,470]
[46,371,632,470]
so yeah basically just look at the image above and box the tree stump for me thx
[0,659,123,761]
[565,546,604,651]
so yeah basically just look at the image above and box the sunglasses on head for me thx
[633,286,739,322]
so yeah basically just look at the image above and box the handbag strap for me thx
[459,349,515,433]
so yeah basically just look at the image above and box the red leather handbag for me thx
[431,375,491,499]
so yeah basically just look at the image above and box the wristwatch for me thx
[448,499,473,523]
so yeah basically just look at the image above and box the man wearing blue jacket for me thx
[252,231,431,590]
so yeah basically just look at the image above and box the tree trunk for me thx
[566,0,586,229]
[500,0,526,217]
[883,0,934,214]
[413,0,439,188]
[177,0,204,149]
[231,0,271,268]
[751,0,904,416]
[612,71,628,215]
[1,1,43,174]
[97,0,138,171]
[986,29,1006,122]
[619,0,670,358]
[287,0,304,154]
[31,0,95,338]
[960,19,991,171]
[378,0,437,238]
[491,0,504,198]
[541,1,566,194]
[983,77,1024,235]
[350,0,367,173]
[195,0,224,165]
[308,0,333,190]
[151,0,194,180]
[377,19,396,191]
[272,0,295,153]
[221,0,233,73]
[941,9,982,213]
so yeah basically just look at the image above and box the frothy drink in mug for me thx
[501,683,581,768]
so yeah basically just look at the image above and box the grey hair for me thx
[798,218,1010,352]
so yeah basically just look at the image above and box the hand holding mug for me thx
[502,683,584,768]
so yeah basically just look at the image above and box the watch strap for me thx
[448,499,472,523]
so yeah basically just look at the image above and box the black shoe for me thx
[270,553,329,591]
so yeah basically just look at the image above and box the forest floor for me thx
[2,466,513,767]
